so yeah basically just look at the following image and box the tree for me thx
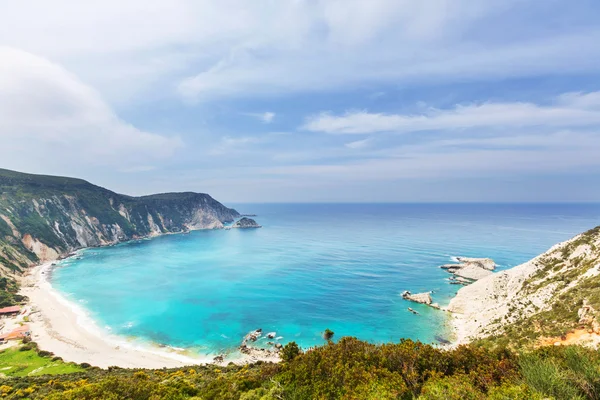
[323,328,335,341]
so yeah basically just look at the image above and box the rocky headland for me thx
[448,226,600,348]
[0,168,240,276]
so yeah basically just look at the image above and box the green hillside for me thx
[0,168,238,295]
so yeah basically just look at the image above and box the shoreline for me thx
[19,259,280,369]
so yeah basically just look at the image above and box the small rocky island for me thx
[232,217,262,229]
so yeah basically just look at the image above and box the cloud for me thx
[0,47,182,169]
[244,112,276,123]
[175,3,600,102]
[302,92,600,134]
[259,130,600,181]
[345,138,372,149]
[1,1,600,104]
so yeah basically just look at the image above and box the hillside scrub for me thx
[1,338,599,399]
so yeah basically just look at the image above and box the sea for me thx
[52,203,600,357]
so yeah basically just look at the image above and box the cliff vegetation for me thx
[0,168,239,280]
[1,337,600,399]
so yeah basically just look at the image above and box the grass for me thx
[0,347,83,377]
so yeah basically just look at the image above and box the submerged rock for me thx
[434,335,451,345]
[232,217,262,229]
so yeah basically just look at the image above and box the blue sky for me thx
[1,0,600,202]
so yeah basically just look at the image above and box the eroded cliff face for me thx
[0,169,239,275]
[448,226,600,348]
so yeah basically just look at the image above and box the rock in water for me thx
[401,291,432,305]
[232,217,262,229]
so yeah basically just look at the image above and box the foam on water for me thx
[52,203,600,354]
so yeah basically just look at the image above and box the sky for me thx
[1,0,600,203]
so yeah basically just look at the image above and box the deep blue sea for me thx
[52,203,600,357]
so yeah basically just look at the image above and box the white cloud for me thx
[258,130,600,181]
[302,92,600,134]
[2,1,595,104]
[244,112,276,123]
[0,47,182,170]
[345,138,372,149]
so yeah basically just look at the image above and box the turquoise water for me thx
[53,203,600,356]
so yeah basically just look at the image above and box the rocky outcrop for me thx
[0,168,239,274]
[232,217,261,229]
[456,257,496,271]
[441,257,496,283]
[401,291,442,310]
[239,328,281,362]
[402,291,432,304]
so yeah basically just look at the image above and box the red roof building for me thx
[0,305,21,315]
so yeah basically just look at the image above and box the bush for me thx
[418,373,484,400]
[519,353,582,400]
[281,341,301,362]
[487,383,545,399]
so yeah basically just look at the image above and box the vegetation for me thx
[0,277,25,308]
[0,338,599,399]
[0,168,239,280]
[0,347,83,377]
[323,328,335,341]
[473,225,600,349]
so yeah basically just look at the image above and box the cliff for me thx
[448,225,600,348]
[0,168,239,275]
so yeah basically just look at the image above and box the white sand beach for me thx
[18,262,212,368]
[15,261,280,368]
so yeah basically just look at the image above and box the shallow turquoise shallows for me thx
[52,203,600,356]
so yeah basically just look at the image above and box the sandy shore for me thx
[19,261,215,368]
[16,260,279,368]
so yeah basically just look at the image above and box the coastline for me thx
[19,258,280,368]
[446,231,600,347]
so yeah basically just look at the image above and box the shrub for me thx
[418,373,484,400]
[519,353,582,400]
[281,341,301,362]
[38,350,53,358]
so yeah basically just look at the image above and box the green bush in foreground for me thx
[1,337,599,399]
